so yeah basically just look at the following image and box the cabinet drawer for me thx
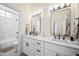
[23,37,34,44]
[35,46,44,56]
[45,42,79,56]
[35,40,44,47]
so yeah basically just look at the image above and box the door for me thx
[6,12,19,40]
[0,10,19,40]
[0,9,19,56]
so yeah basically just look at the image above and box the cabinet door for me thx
[45,48,57,56]
[45,42,79,56]
[23,40,34,56]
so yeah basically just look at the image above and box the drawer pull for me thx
[36,49,41,52]
[36,42,41,45]
[26,43,29,46]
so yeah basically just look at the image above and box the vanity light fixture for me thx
[50,3,71,12]
[32,10,41,17]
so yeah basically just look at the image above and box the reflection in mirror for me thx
[31,15,41,36]
[50,8,71,37]
[25,24,29,35]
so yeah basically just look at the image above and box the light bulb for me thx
[50,6,53,11]
[60,3,65,8]
[33,13,35,16]
[66,3,71,6]
[36,11,38,15]
[54,4,59,10]
[38,11,41,15]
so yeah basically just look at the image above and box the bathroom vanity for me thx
[22,35,79,56]
[22,4,79,56]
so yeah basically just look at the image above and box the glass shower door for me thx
[0,11,19,56]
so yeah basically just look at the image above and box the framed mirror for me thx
[31,15,41,35]
[50,8,71,37]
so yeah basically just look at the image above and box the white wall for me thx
[30,3,77,36]
[30,3,55,36]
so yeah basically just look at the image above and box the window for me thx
[0,9,5,16]
[6,12,12,18]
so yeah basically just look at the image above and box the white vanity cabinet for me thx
[22,36,79,56]
[45,42,79,56]
[35,40,44,56]
[45,42,63,56]
[23,36,44,56]
[23,37,35,56]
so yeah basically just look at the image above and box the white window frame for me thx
[6,11,12,18]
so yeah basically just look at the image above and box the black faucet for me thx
[58,33,60,39]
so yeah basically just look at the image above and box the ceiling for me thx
[1,3,31,11]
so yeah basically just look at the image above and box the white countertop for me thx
[23,35,79,49]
